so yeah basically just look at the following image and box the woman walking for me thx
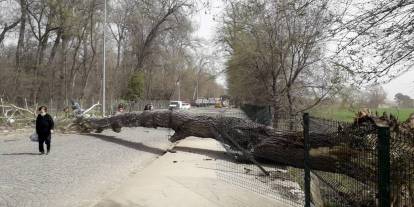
[36,106,54,155]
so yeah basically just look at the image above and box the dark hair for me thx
[38,106,48,112]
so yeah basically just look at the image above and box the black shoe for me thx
[46,151,49,155]
[40,152,45,155]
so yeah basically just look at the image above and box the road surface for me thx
[0,127,172,207]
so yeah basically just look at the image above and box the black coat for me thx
[36,114,54,136]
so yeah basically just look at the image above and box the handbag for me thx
[30,132,38,142]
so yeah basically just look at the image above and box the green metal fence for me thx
[210,110,305,206]
[303,113,414,207]
[110,100,170,114]
[190,110,413,206]
[389,130,414,206]
[240,104,272,126]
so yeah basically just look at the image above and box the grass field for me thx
[310,106,414,122]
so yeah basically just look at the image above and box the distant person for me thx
[115,104,125,115]
[63,107,70,118]
[70,99,84,117]
[36,106,54,155]
[144,104,153,111]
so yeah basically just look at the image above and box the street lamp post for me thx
[177,81,180,101]
[102,0,107,116]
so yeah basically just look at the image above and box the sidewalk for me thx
[92,137,291,207]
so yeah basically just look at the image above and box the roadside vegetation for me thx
[311,106,414,122]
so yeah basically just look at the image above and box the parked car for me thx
[182,102,191,110]
[169,101,191,110]
[169,101,182,110]
[169,101,191,109]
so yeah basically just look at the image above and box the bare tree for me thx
[13,0,27,100]
[366,86,387,108]
[219,0,341,126]
[0,0,223,109]
[0,0,20,43]
[331,0,414,84]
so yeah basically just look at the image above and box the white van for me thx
[169,101,190,110]
[181,102,191,109]
[169,101,183,109]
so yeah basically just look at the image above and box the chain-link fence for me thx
[305,116,378,206]
[240,104,272,126]
[304,114,414,207]
[109,100,170,114]
[209,110,413,207]
[390,130,414,207]
[192,109,305,207]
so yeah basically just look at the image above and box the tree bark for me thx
[48,28,62,99]
[134,3,184,72]
[14,0,27,101]
[68,28,87,98]
[71,110,377,184]
[0,20,20,43]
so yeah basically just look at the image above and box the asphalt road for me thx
[0,127,172,207]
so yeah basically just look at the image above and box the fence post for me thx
[303,113,311,207]
[1,98,4,116]
[377,126,390,207]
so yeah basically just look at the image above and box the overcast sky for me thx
[383,70,414,100]
[192,0,227,87]
[192,1,414,101]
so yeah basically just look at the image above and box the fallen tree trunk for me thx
[70,110,378,183]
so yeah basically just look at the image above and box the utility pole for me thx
[177,81,180,101]
[102,0,107,116]
[193,60,209,101]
